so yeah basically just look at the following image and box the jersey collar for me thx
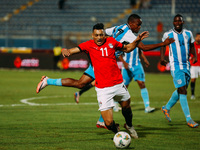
[173,28,184,34]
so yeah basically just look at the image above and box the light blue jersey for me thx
[162,28,195,72]
[106,24,144,84]
[106,24,141,68]
[162,28,195,88]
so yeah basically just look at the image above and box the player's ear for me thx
[92,33,94,38]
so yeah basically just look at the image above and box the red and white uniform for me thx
[78,37,123,88]
[78,37,130,111]
[190,42,200,78]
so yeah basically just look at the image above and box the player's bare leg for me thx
[101,109,119,133]
[74,80,95,103]
[62,74,93,89]
[36,74,93,94]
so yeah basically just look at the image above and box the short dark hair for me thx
[93,23,104,31]
[174,14,183,20]
[127,14,141,23]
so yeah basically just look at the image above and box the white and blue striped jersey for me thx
[105,24,141,68]
[162,28,195,71]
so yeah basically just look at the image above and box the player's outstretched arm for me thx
[122,31,149,53]
[160,46,168,66]
[138,37,175,51]
[62,47,81,57]
[140,51,150,67]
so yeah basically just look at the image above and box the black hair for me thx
[174,14,183,20]
[196,32,200,36]
[127,14,141,23]
[93,23,104,31]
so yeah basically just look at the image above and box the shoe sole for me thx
[96,124,108,129]
[36,76,46,94]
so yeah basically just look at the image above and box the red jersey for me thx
[78,37,123,88]
[190,42,200,66]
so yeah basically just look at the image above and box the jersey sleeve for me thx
[190,31,195,43]
[78,41,89,53]
[105,26,116,36]
[113,38,123,50]
[162,32,168,42]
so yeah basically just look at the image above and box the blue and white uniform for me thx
[162,28,195,88]
[106,24,145,85]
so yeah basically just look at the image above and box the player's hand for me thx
[191,57,197,64]
[138,31,149,40]
[144,60,150,68]
[62,48,70,57]
[123,62,129,70]
[164,37,175,45]
[160,59,168,66]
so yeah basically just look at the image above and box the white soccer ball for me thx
[113,131,131,149]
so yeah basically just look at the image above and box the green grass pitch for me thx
[0,69,199,150]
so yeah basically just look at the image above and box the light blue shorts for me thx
[122,63,145,86]
[171,69,190,88]
[84,64,95,80]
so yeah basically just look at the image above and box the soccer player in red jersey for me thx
[190,33,200,100]
[61,23,149,138]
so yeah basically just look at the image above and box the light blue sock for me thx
[141,88,149,108]
[166,90,179,110]
[179,94,192,122]
[98,115,104,122]
[47,78,62,86]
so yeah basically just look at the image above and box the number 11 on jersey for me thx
[100,47,108,56]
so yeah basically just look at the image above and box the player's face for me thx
[129,18,142,33]
[173,16,184,32]
[92,29,106,46]
[195,34,200,44]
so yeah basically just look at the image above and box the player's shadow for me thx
[132,125,179,138]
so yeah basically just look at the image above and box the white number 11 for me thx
[100,47,108,56]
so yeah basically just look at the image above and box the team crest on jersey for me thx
[109,43,113,48]
[185,35,189,40]
[177,79,182,85]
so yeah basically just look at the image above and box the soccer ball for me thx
[113,131,131,149]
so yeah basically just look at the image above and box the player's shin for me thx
[122,107,133,127]
[166,90,179,110]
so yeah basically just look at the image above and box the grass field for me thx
[0,69,199,150]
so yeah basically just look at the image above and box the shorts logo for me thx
[99,101,102,107]
[177,79,182,84]
[109,43,113,48]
